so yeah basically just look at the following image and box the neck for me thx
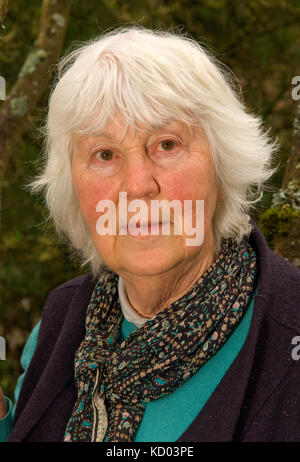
[119,240,216,319]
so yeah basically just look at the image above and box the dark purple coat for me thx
[7,222,300,442]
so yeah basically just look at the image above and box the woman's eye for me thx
[158,140,177,151]
[94,149,114,161]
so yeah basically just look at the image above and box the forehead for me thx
[73,118,198,147]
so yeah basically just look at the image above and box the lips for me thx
[129,221,165,232]
[119,221,171,236]
[135,222,161,229]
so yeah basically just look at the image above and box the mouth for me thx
[120,221,171,237]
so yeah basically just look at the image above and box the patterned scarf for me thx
[64,236,257,442]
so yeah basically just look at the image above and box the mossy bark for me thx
[0,0,72,182]
[273,214,300,267]
[260,102,300,269]
[281,103,300,191]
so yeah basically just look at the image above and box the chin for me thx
[118,246,182,277]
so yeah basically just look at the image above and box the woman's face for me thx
[71,118,220,278]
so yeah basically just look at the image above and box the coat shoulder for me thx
[49,273,92,293]
[262,248,300,332]
[40,273,96,326]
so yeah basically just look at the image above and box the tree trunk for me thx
[0,0,8,25]
[281,103,300,190]
[0,0,72,182]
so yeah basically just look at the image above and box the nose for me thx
[121,154,160,200]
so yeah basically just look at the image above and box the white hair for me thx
[30,25,278,276]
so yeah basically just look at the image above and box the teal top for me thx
[0,287,257,442]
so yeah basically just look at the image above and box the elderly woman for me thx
[1,26,300,443]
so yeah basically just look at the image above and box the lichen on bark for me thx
[19,49,48,78]
[52,12,66,28]
[10,95,28,117]
[271,180,300,211]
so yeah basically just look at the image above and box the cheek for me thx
[164,169,218,230]
[166,170,217,208]
[72,173,115,227]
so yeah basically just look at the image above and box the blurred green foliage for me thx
[0,0,300,400]
[259,205,300,247]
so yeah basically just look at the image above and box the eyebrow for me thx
[81,121,187,145]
